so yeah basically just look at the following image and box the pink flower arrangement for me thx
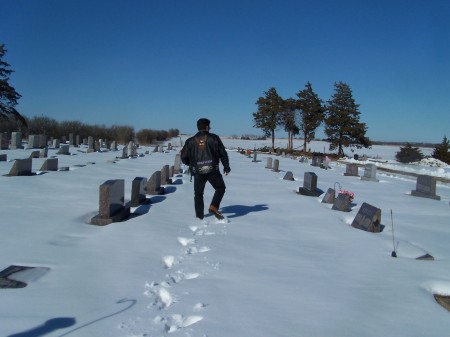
[338,190,354,202]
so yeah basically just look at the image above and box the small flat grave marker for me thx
[5,158,33,176]
[283,171,295,181]
[332,193,351,212]
[351,202,381,233]
[321,188,335,204]
[39,158,58,171]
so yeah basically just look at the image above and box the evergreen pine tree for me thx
[432,136,450,164]
[0,44,26,126]
[395,143,424,163]
[324,82,370,157]
[253,87,284,152]
[296,82,324,153]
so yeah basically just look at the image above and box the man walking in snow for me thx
[181,118,230,220]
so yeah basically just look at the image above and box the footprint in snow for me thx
[177,237,195,247]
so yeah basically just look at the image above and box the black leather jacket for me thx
[181,131,230,174]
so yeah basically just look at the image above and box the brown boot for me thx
[208,205,224,220]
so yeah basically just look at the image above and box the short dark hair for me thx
[197,118,210,131]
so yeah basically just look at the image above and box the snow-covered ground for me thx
[1,137,449,337]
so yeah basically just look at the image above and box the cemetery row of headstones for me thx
[261,154,444,234]
[90,154,182,225]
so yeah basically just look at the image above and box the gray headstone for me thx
[39,147,48,158]
[10,132,24,149]
[39,158,58,171]
[174,154,182,174]
[6,158,33,176]
[69,133,75,146]
[252,150,257,162]
[27,135,40,149]
[283,171,295,181]
[131,177,149,207]
[321,188,335,204]
[311,155,323,167]
[344,163,359,176]
[266,157,273,169]
[297,172,321,196]
[273,159,280,172]
[332,193,351,212]
[351,202,381,233]
[147,171,165,195]
[39,134,47,148]
[411,175,441,200]
[361,163,379,182]
[0,154,6,161]
[160,165,170,185]
[57,144,70,155]
[90,179,130,225]
[29,150,40,159]
[52,139,60,148]
[87,136,95,153]
[0,133,8,150]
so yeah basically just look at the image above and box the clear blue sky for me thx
[1,0,449,142]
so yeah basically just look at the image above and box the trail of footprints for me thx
[121,217,227,336]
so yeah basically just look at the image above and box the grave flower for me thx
[338,190,354,202]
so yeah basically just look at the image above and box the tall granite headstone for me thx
[10,132,24,149]
[90,179,130,225]
[266,157,273,170]
[131,177,149,207]
[147,171,165,195]
[273,159,280,172]
[297,172,321,196]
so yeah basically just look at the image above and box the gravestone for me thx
[174,154,182,174]
[27,135,40,149]
[273,159,280,172]
[128,141,137,157]
[361,163,379,182]
[29,150,40,159]
[10,132,24,149]
[332,193,351,212]
[75,135,80,146]
[153,146,159,153]
[110,141,118,151]
[0,133,8,150]
[57,144,70,155]
[0,265,50,288]
[87,136,95,153]
[283,171,295,181]
[351,202,381,233]
[0,154,6,161]
[252,150,257,162]
[52,139,60,148]
[311,154,324,167]
[39,158,58,171]
[69,133,75,146]
[344,163,359,176]
[266,157,273,169]
[6,158,33,176]
[39,147,48,158]
[321,188,335,204]
[131,177,149,207]
[39,135,47,148]
[411,175,441,200]
[160,165,170,185]
[90,179,130,225]
[147,171,165,195]
[297,172,321,196]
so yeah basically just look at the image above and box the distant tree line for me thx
[0,115,179,145]
[252,82,371,157]
[0,43,179,145]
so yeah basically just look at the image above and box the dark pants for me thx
[193,170,226,218]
